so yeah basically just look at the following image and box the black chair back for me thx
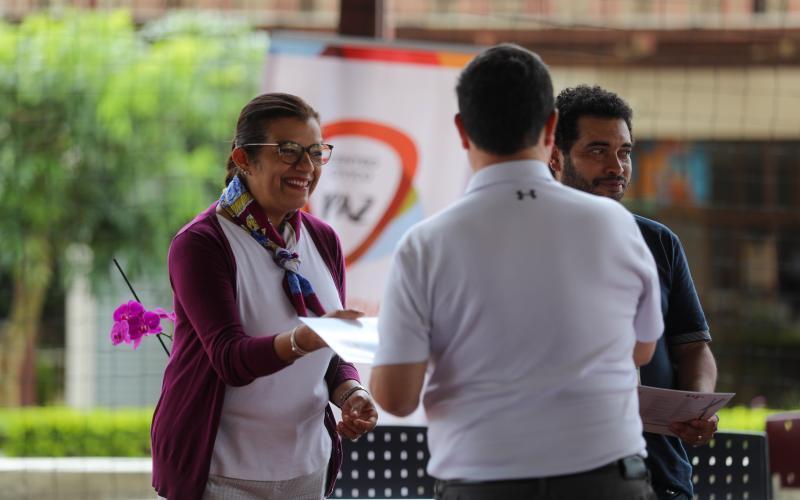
[333,426,435,499]
[686,431,772,500]
[335,427,772,500]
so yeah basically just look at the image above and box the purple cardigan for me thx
[151,203,360,500]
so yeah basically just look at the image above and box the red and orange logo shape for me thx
[312,120,418,266]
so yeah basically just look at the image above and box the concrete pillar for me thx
[65,244,96,409]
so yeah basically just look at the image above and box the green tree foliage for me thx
[0,10,267,406]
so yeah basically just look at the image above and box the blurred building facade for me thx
[5,0,800,29]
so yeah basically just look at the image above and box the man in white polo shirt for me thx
[369,44,663,500]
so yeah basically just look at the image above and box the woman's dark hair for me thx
[225,93,320,185]
[456,44,554,155]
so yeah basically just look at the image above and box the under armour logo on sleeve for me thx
[517,189,537,200]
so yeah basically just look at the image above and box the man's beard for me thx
[561,155,595,195]
[561,155,626,202]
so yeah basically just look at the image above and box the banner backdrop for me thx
[264,34,476,315]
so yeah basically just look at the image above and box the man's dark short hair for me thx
[456,44,554,155]
[554,85,633,154]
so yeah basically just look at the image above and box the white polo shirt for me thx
[374,160,663,481]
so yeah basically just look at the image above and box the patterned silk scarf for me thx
[219,175,326,317]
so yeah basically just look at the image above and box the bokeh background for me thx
[0,1,799,498]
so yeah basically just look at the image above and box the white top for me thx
[210,215,342,481]
[374,160,663,480]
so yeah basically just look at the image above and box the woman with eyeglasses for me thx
[151,93,378,500]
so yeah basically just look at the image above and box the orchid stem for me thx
[113,258,171,357]
[113,258,141,303]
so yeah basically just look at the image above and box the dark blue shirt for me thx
[635,215,711,498]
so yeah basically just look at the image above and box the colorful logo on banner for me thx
[308,120,419,266]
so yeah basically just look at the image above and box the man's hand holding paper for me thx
[669,414,719,447]
[638,385,733,439]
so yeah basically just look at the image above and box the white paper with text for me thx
[638,385,735,436]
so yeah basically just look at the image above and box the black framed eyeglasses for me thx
[240,141,333,167]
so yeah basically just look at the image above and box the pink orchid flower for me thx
[152,308,177,322]
[109,300,174,350]
[110,320,130,346]
[113,300,145,322]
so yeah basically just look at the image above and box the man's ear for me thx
[549,147,564,180]
[454,113,470,150]
[543,109,558,148]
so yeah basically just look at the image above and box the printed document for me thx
[638,385,735,436]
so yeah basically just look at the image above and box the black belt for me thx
[437,454,649,488]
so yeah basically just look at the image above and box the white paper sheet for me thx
[299,317,379,364]
[638,385,735,436]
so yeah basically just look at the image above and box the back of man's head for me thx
[456,44,554,156]
[554,85,633,154]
